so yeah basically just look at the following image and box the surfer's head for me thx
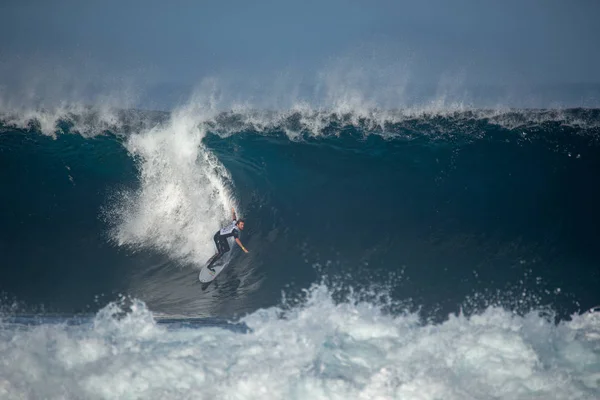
[236,219,245,230]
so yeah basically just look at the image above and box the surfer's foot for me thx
[207,265,216,272]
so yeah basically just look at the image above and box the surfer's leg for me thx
[208,234,229,272]
[208,233,223,271]
[212,240,230,271]
[207,253,221,271]
[213,232,221,250]
[216,237,230,255]
[207,252,220,265]
[220,238,231,254]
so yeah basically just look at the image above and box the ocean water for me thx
[1,103,599,399]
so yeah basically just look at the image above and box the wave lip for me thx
[1,285,599,399]
[3,105,600,140]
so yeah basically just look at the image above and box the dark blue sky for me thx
[1,0,599,107]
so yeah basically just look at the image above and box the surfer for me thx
[206,207,248,271]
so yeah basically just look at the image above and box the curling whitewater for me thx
[1,284,599,400]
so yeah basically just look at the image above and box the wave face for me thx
[1,104,600,399]
[1,106,599,317]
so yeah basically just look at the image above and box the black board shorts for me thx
[214,232,230,254]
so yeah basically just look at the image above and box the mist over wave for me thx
[2,67,600,139]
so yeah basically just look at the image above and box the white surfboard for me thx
[198,255,230,283]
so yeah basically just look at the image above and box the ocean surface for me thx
[1,104,599,399]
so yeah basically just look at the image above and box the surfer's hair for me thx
[236,219,245,225]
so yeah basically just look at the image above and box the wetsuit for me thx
[212,220,240,258]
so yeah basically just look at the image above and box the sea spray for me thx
[107,99,237,265]
[1,284,599,399]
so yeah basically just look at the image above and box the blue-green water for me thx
[1,106,599,399]
[2,108,598,318]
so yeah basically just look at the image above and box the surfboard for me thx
[198,255,229,283]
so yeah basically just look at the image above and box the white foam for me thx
[2,69,597,143]
[107,89,236,265]
[1,285,598,399]
[0,79,141,138]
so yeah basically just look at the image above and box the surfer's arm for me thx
[231,207,237,221]
[235,238,249,253]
